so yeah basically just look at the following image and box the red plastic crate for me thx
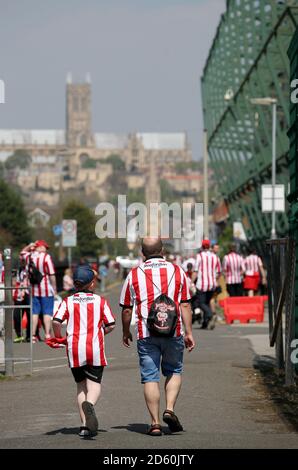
[219,296,268,324]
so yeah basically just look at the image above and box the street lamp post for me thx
[250,97,277,239]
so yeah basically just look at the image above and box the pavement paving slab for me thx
[0,287,297,449]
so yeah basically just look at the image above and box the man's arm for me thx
[21,242,36,253]
[122,306,133,347]
[50,274,57,296]
[259,261,266,285]
[180,302,195,352]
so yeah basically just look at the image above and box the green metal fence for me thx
[288,27,298,343]
[201,0,298,246]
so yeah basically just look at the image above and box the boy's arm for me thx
[52,319,62,338]
[104,324,115,335]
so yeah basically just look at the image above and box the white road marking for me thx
[34,364,68,372]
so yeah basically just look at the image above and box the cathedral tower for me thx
[66,73,93,148]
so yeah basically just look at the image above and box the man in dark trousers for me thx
[223,243,245,297]
[120,237,195,436]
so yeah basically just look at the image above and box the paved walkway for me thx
[0,287,298,449]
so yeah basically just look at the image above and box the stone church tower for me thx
[66,73,93,148]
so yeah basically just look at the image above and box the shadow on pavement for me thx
[111,423,171,435]
[45,427,108,436]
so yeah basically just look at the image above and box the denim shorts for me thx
[137,335,185,383]
[32,296,54,315]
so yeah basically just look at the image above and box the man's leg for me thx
[32,314,39,337]
[236,284,243,296]
[41,296,54,337]
[227,284,235,297]
[13,306,22,338]
[198,292,213,327]
[43,314,52,337]
[144,382,160,425]
[32,297,40,338]
[165,374,182,412]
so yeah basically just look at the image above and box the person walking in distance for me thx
[193,239,221,330]
[20,240,57,342]
[222,243,245,297]
[51,266,115,438]
[120,237,195,436]
[243,248,266,296]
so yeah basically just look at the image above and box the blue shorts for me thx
[137,336,185,384]
[32,296,54,316]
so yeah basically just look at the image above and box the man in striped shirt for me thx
[21,240,57,341]
[194,239,221,329]
[222,243,245,297]
[244,248,266,296]
[52,266,115,438]
[120,237,195,436]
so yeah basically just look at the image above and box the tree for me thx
[5,149,32,170]
[63,200,102,258]
[0,179,32,248]
[175,161,203,174]
[106,154,125,172]
[160,179,177,205]
[81,156,97,169]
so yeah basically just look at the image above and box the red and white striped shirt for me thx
[53,292,115,368]
[244,254,263,276]
[195,251,221,292]
[119,257,191,340]
[21,251,55,297]
[223,252,245,284]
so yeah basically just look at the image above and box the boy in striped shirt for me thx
[52,266,115,438]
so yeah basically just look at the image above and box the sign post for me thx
[62,220,77,268]
[4,248,13,376]
[261,185,285,213]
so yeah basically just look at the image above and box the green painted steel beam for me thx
[202,1,298,242]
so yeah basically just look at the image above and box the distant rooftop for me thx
[137,133,186,150]
[94,133,128,149]
[0,129,65,146]
[0,130,188,151]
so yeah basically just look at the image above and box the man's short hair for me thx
[229,243,237,252]
[141,237,163,259]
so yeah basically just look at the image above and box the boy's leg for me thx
[86,378,101,405]
[77,380,88,425]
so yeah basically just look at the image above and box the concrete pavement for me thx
[0,286,298,449]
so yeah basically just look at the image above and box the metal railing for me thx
[0,285,33,376]
[266,238,296,385]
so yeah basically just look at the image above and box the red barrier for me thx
[219,296,268,324]
[22,312,42,329]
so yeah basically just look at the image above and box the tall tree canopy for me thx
[0,179,32,248]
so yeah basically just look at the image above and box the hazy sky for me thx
[0,0,225,159]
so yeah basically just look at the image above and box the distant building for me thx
[28,208,51,228]
[0,77,192,174]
